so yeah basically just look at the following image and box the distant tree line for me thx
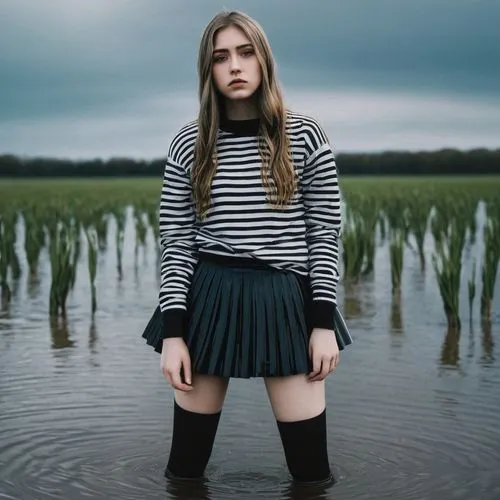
[0,148,499,177]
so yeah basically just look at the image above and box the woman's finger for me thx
[169,367,193,392]
[308,352,322,379]
[161,359,172,385]
[309,358,326,381]
[164,370,174,387]
[322,356,332,378]
[317,356,330,380]
[182,354,192,386]
[329,355,337,373]
[328,357,335,373]
[334,353,340,368]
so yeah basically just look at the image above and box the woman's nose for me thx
[229,55,242,73]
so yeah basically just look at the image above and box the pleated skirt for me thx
[141,254,352,379]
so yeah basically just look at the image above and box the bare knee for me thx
[264,374,325,422]
[175,374,229,414]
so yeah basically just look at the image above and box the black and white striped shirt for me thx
[159,111,341,338]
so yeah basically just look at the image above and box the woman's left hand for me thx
[308,328,340,382]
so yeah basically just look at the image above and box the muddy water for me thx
[1,215,499,499]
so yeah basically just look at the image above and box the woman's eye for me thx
[213,50,253,63]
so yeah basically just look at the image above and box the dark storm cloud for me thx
[0,0,499,156]
[2,0,499,119]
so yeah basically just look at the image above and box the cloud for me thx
[1,0,499,155]
[3,88,498,159]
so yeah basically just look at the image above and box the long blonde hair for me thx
[193,10,295,220]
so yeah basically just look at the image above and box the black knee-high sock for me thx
[165,400,222,479]
[276,409,333,484]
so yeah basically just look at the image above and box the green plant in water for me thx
[111,207,126,279]
[133,207,148,260]
[431,217,466,330]
[0,211,21,284]
[95,212,109,251]
[69,217,81,291]
[480,210,500,322]
[406,192,431,270]
[358,196,379,276]
[47,218,78,317]
[390,228,406,299]
[378,211,387,245]
[342,208,367,282]
[23,208,46,278]
[0,217,12,304]
[384,197,409,298]
[467,258,477,328]
[145,203,160,250]
[84,226,98,315]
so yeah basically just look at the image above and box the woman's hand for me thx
[160,338,193,392]
[308,328,340,382]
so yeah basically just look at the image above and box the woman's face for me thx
[211,25,262,104]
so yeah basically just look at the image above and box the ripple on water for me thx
[1,251,500,499]
[1,354,500,500]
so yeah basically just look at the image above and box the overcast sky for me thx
[1,0,499,159]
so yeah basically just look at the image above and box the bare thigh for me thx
[264,374,325,422]
[175,374,230,414]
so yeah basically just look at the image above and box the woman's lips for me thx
[229,79,246,86]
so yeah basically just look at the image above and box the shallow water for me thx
[1,213,500,500]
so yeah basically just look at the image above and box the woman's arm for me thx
[158,156,198,339]
[302,119,342,332]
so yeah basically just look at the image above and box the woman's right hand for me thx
[160,338,193,392]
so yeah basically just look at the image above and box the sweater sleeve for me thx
[158,155,198,339]
[302,119,342,331]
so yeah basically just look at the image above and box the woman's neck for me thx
[223,98,258,120]
[219,108,260,136]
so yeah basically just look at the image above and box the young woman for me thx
[142,10,352,487]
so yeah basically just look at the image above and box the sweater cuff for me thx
[311,300,337,331]
[161,308,185,339]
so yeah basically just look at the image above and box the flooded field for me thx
[0,177,499,499]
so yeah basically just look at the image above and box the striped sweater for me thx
[159,111,342,338]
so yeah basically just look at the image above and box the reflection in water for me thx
[1,278,20,310]
[164,476,333,500]
[410,263,426,292]
[1,206,499,500]
[0,307,13,354]
[481,319,495,365]
[344,294,363,319]
[343,282,363,319]
[389,294,404,349]
[281,480,333,500]
[440,326,461,368]
[89,319,98,353]
[11,277,21,302]
[165,478,211,500]
[467,325,476,361]
[390,294,404,334]
[27,273,41,300]
[1,294,10,313]
[116,276,126,300]
[49,316,75,349]
[134,259,140,286]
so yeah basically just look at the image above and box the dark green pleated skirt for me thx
[142,254,352,379]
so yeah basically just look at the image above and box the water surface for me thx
[1,215,499,499]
